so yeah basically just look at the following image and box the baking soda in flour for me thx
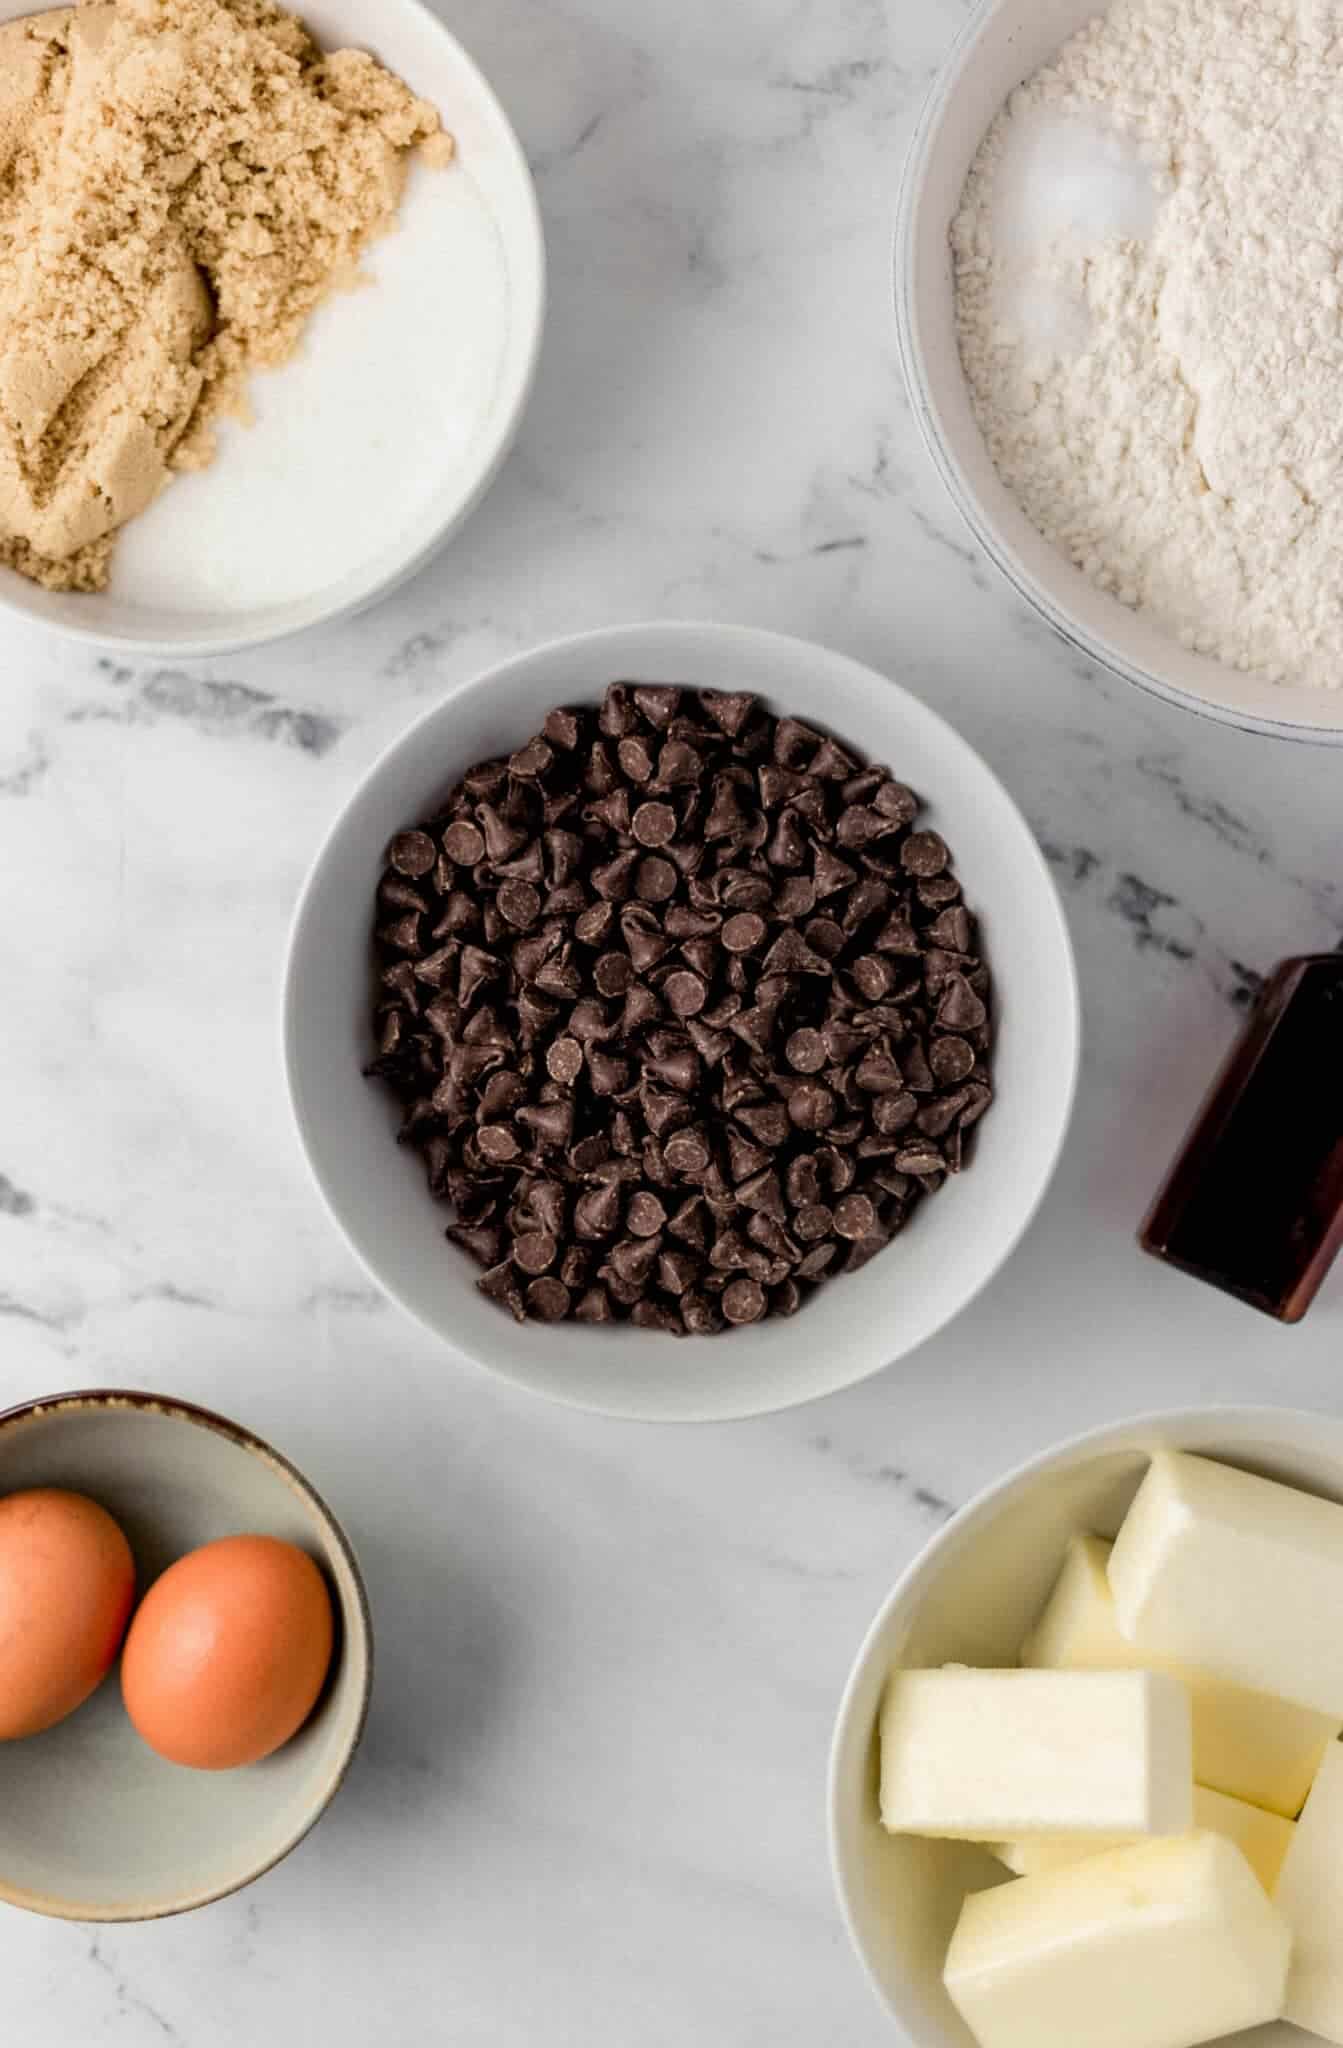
[955,0,1343,691]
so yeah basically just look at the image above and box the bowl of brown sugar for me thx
[283,621,1080,1422]
[0,0,544,656]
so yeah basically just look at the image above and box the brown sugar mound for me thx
[0,0,452,593]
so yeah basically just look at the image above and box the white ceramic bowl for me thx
[829,1404,1343,2046]
[0,1390,372,1922]
[899,0,1343,744]
[0,0,544,658]
[284,620,1079,1422]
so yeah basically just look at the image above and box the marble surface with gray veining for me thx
[2,0,1342,2038]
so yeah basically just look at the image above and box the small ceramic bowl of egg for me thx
[0,1388,371,1921]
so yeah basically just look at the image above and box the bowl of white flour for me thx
[898,0,1343,743]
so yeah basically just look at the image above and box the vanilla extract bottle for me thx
[1141,955,1343,1322]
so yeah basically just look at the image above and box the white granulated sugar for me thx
[954,0,1343,689]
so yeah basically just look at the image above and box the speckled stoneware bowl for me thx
[0,1391,372,1921]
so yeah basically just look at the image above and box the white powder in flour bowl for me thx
[954,0,1343,691]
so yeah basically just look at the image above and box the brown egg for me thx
[0,1489,136,1739]
[121,1535,334,1770]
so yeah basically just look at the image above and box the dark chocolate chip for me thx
[546,1038,584,1086]
[636,856,678,903]
[513,1230,558,1274]
[786,1028,827,1073]
[664,970,707,1018]
[901,831,949,878]
[722,1278,766,1324]
[633,801,678,848]
[441,821,485,866]
[389,830,436,877]
[788,1082,837,1132]
[833,1193,877,1241]
[627,1191,668,1238]
[527,1276,571,1319]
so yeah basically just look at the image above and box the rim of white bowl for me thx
[827,1400,1343,2030]
[894,2,1343,748]
[281,619,1082,1423]
[0,0,547,662]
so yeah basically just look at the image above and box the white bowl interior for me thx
[285,621,1079,1422]
[900,0,1343,742]
[0,0,543,657]
[831,1407,1343,2048]
[0,1396,370,1920]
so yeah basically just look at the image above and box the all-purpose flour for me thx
[954,0,1343,691]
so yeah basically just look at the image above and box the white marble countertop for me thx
[2,0,1342,2038]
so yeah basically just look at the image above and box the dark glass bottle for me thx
[1140,954,1343,1322]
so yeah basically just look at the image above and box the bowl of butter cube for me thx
[829,1406,1343,2048]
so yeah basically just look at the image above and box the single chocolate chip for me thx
[527,1276,571,1320]
[633,801,678,848]
[665,1130,711,1176]
[389,830,436,877]
[587,1049,631,1096]
[498,882,541,929]
[441,821,485,866]
[736,1101,790,1148]
[720,912,766,955]
[594,952,635,997]
[696,688,755,736]
[627,1191,667,1238]
[788,1082,837,1132]
[657,740,701,785]
[478,1125,521,1163]
[893,1141,944,1176]
[793,1204,834,1242]
[592,851,640,901]
[546,1038,584,1086]
[848,950,896,1001]
[477,805,529,864]
[722,1278,766,1324]
[937,974,988,1034]
[664,970,707,1018]
[575,1286,613,1323]
[873,1090,919,1135]
[643,1048,697,1094]
[833,1193,877,1241]
[478,1262,526,1321]
[786,1028,827,1073]
[509,738,553,780]
[930,1036,976,1085]
[636,856,678,903]
[544,708,580,750]
[618,736,654,783]
[633,685,681,727]
[573,901,615,946]
[517,1101,575,1148]
[902,831,949,878]
[513,1230,558,1274]
[855,1048,903,1093]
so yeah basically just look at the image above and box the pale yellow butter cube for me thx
[1276,1743,1343,2041]
[879,1667,1192,1839]
[994,1784,1294,1892]
[944,1833,1290,2048]
[1023,1531,1338,1815]
[1109,1451,1343,1718]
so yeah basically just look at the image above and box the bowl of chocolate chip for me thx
[284,622,1079,1420]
